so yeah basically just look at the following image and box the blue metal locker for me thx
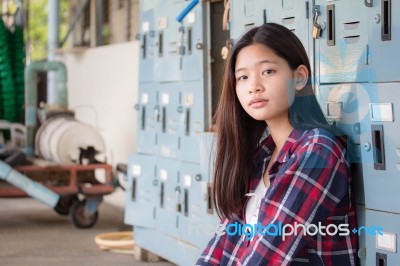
[156,83,180,159]
[154,2,182,82]
[314,0,369,84]
[178,81,206,164]
[365,209,400,266]
[229,0,267,41]
[139,9,156,83]
[136,83,158,154]
[155,157,180,238]
[179,161,219,248]
[124,154,157,228]
[358,83,400,213]
[367,0,400,82]
[265,0,311,57]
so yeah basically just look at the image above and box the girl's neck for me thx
[267,118,293,152]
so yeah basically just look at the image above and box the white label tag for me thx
[160,169,168,181]
[132,165,141,176]
[376,232,397,253]
[141,93,149,104]
[142,21,150,32]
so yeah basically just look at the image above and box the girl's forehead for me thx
[235,44,284,68]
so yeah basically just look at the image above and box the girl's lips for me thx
[249,99,269,107]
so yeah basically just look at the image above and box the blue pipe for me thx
[0,160,60,208]
[176,0,199,23]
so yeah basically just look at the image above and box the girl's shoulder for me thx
[293,127,346,158]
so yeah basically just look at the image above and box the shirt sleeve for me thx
[238,140,351,266]
[196,217,230,265]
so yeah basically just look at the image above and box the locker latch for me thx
[312,7,322,39]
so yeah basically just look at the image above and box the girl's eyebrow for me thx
[235,59,278,74]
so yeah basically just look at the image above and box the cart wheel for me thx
[70,200,98,228]
[54,195,78,216]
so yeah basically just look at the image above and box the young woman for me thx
[196,23,358,265]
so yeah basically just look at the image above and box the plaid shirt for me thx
[196,128,358,266]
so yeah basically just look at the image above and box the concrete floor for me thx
[0,197,176,266]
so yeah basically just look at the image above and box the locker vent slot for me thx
[244,23,255,30]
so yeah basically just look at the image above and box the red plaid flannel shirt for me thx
[196,128,358,265]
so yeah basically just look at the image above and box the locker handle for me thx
[183,189,189,216]
[141,106,146,130]
[381,0,391,41]
[142,34,147,59]
[162,107,167,133]
[327,4,335,46]
[376,253,387,266]
[371,125,386,170]
[160,182,164,208]
[158,31,163,57]
[131,177,137,201]
[185,108,191,136]
[187,27,192,54]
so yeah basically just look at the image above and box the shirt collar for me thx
[253,127,306,166]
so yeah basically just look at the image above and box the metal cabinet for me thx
[125,154,158,228]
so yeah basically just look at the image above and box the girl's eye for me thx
[262,69,275,75]
[237,75,248,81]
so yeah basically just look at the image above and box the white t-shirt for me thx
[245,177,269,226]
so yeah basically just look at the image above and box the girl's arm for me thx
[196,217,229,265]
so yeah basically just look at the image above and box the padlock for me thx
[312,8,321,39]
[312,24,321,39]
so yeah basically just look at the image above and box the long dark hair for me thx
[213,23,342,219]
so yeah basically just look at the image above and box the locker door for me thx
[265,0,311,57]
[314,0,369,84]
[153,2,182,82]
[180,1,206,82]
[178,80,205,163]
[179,162,218,248]
[365,209,400,266]
[156,83,180,159]
[124,154,157,228]
[315,83,365,207]
[368,0,400,82]
[139,9,156,83]
[155,157,180,238]
[136,83,158,154]
[230,0,267,41]
[357,83,400,213]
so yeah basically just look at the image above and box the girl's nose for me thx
[249,80,264,94]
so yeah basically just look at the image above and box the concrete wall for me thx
[60,41,139,208]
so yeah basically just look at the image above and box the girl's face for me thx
[235,43,299,124]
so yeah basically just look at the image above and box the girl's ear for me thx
[294,65,309,91]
